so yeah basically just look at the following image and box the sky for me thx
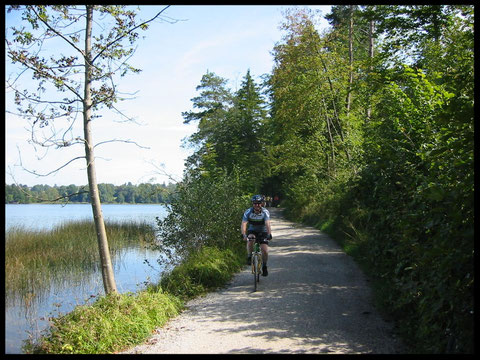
[5,5,332,187]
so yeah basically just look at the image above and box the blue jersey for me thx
[242,207,270,233]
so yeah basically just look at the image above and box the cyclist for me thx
[241,194,272,276]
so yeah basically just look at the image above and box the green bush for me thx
[160,245,244,300]
[155,169,250,266]
[283,66,473,353]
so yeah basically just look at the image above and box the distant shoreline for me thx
[6,202,168,205]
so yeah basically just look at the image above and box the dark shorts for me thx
[247,231,269,245]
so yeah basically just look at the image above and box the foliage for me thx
[266,5,473,353]
[157,70,265,267]
[159,245,244,300]
[182,70,270,193]
[339,64,473,353]
[268,7,364,214]
[5,182,176,204]
[155,169,250,266]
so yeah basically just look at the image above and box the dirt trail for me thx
[121,209,404,354]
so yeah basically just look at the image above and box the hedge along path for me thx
[122,208,405,354]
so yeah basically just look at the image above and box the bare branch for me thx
[146,159,181,184]
[93,138,150,150]
[91,5,171,64]
[17,148,86,177]
[29,6,86,59]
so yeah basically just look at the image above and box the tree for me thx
[269,7,364,211]
[231,69,269,189]
[182,71,234,177]
[182,70,268,192]
[6,5,172,294]
[327,6,474,352]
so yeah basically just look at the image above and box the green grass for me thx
[159,244,245,300]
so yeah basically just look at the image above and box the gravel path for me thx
[121,209,405,354]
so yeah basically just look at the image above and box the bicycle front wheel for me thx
[253,255,258,291]
[257,256,262,284]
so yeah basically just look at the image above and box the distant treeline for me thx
[5,182,176,204]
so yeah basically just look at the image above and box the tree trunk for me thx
[367,8,375,121]
[346,5,354,113]
[83,5,117,294]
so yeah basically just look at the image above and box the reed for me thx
[5,220,157,304]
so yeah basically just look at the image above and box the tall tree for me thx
[182,71,233,177]
[6,5,171,294]
[182,69,268,192]
[269,7,362,210]
[229,70,269,190]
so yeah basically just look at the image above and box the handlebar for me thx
[241,234,272,241]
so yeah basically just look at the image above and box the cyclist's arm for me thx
[266,219,272,237]
[241,220,248,238]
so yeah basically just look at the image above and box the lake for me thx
[5,203,168,354]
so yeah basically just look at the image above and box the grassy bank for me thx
[22,241,245,354]
[23,289,183,354]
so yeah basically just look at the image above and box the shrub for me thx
[155,169,250,266]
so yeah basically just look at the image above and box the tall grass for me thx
[5,220,157,305]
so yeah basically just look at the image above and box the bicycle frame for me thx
[249,237,263,291]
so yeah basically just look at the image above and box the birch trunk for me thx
[367,12,375,121]
[83,5,117,294]
[346,5,354,113]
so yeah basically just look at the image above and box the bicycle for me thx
[247,234,264,292]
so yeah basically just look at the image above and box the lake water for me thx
[5,203,169,354]
[5,203,166,231]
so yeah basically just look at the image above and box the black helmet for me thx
[251,194,263,203]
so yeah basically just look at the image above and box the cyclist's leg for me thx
[259,232,269,276]
[257,232,269,263]
[260,243,268,264]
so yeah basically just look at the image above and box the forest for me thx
[164,5,473,353]
[5,182,176,204]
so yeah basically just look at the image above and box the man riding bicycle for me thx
[241,195,272,276]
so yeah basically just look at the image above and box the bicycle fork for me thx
[252,242,262,291]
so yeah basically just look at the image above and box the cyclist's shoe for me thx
[262,265,268,276]
[247,255,252,265]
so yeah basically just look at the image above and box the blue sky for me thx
[5,5,331,186]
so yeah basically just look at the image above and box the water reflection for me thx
[5,244,165,354]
